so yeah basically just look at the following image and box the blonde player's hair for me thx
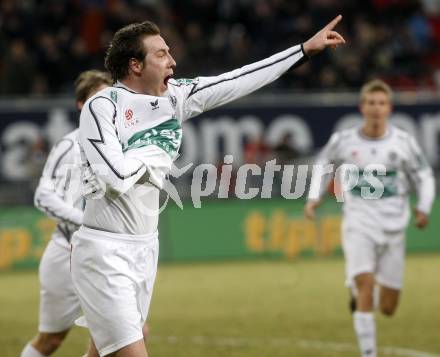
[359,79,393,103]
[75,70,112,104]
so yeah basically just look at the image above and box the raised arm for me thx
[34,138,83,226]
[79,96,148,195]
[180,45,307,118]
[177,15,345,119]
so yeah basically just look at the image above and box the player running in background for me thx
[304,79,435,357]
[72,16,345,357]
[20,70,112,357]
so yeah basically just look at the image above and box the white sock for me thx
[353,311,377,357]
[21,343,45,357]
[351,285,358,298]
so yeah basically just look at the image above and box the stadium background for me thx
[1,0,439,356]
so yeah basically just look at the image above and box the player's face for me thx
[77,83,109,110]
[141,35,176,96]
[360,91,392,125]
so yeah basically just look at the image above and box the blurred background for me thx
[0,1,439,356]
[2,0,440,95]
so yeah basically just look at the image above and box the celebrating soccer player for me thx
[72,16,345,357]
[305,79,435,357]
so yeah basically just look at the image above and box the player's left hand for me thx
[414,209,429,229]
[303,14,346,56]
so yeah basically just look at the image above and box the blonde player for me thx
[305,80,435,357]
[72,17,345,357]
[20,71,112,357]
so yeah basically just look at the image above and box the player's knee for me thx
[142,324,150,342]
[37,332,67,354]
[355,274,375,293]
[357,282,374,300]
[380,303,397,316]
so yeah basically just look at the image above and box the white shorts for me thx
[39,239,82,333]
[342,222,405,290]
[71,226,159,356]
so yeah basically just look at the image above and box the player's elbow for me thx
[103,177,137,197]
[34,185,47,210]
[101,167,149,195]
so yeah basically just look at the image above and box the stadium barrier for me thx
[0,95,440,187]
[1,198,439,271]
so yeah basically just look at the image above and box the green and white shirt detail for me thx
[308,125,435,234]
[79,44,308,235]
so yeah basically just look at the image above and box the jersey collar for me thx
[358,126,392,141]
[113,81,140,94]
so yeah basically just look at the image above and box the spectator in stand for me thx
[0,0,439,95]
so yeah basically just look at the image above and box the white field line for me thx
[149,335,440,357]
[298,339,440,357]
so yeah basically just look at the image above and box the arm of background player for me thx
[406,136,435,215]
[79,96,148,195]
[180,44,308,119]
[34,138,83,226]
[307,132,340,202]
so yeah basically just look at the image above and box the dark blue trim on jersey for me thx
[51,139,74,179]
[57,224,72,242]
[63,168,72,193]
[300,43,309,60]
[113,86,139,94]
[187,47,306,98]
[87,96,145,180]
[168,80,185,87]
[35,198,78,226]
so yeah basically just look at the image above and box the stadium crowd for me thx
[1,0,440,96]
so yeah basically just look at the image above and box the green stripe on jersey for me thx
[123,118,182,158]
[350,169,398,198]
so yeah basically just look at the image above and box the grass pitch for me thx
[1,255,439,357]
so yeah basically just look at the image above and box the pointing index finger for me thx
[325,14,343,30]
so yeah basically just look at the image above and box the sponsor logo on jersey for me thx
[125,109,133,121]
[150,99,159,110]
[124,108,138,128]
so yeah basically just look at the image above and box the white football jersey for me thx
[80,44,308,235]
[35,129,84,247]
[308,125,435,234]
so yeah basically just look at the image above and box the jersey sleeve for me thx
[307,132,340,202]
[405,136,435,214]
[34,138,84,226]
[172,44,307,120]
[79,96,148,195]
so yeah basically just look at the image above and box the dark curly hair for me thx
[105,21,160,82]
